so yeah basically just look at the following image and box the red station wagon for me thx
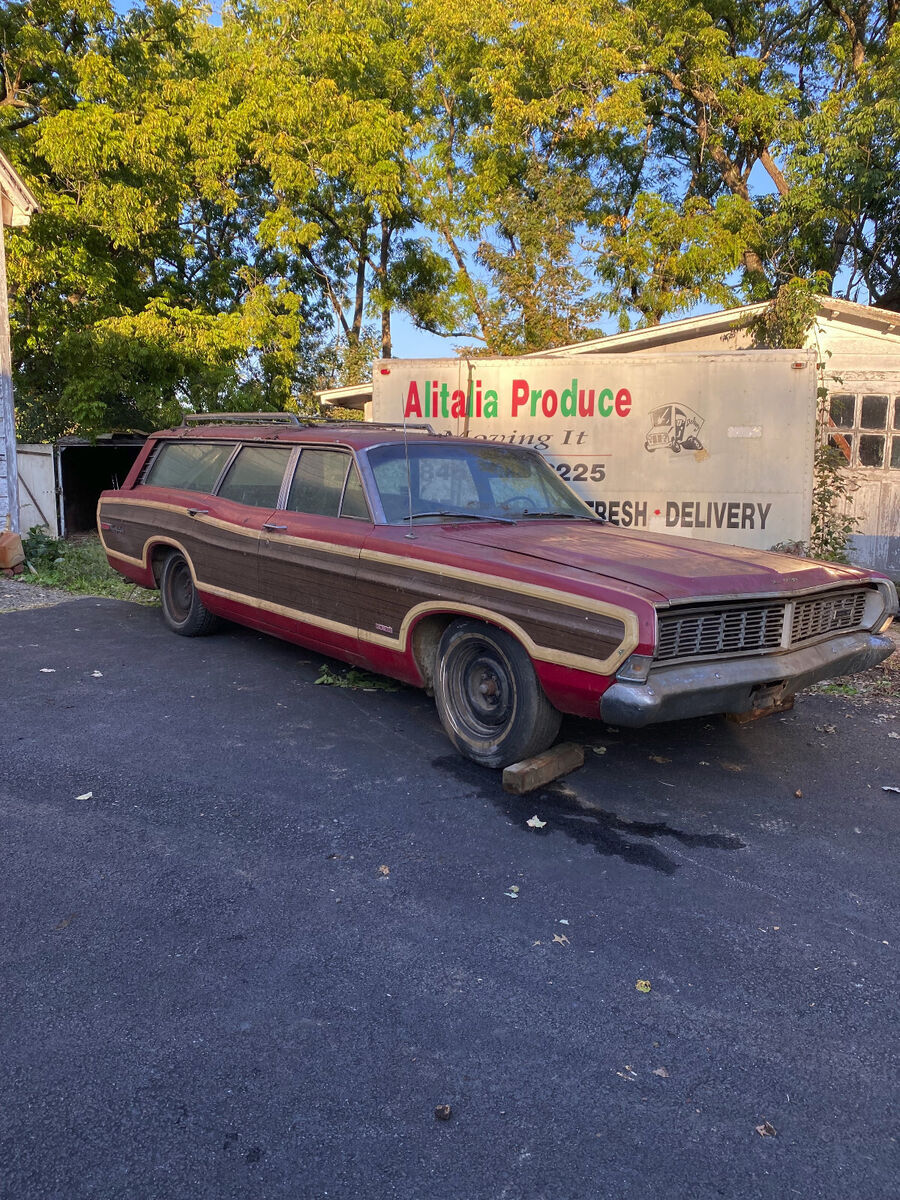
[98,413,897,768]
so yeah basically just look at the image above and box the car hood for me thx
[442,521,866,603]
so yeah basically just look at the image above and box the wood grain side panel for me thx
[101,502,257,592]
[352,560,625,663]
[99,494,639,676]
[259,542,360,626]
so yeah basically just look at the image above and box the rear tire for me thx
[159,551,219,637]
[433,619,561,768]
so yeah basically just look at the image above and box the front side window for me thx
[285,449,369,519]
[217,445,292,508]
[145,441,233,493]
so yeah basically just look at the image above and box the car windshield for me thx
[366,441,600,524]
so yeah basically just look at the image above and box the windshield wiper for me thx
[400,510,518,525]
[520,510,604,522]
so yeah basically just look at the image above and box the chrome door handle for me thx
[263,523,287,531]
[187,508,209,517]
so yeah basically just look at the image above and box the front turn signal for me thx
[616,654,653,683]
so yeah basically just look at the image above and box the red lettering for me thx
[512,379,530,417]
[541,389,558,418]
[451,389,466,418]
[578,388,595,417]
[615,387,632,417]
[405,382,422,419]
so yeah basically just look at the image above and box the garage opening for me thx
[17,434,146,537]
[56,438,146,535]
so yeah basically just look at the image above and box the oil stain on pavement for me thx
[432,754,745,875]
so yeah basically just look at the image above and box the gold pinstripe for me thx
[98,495,639,674]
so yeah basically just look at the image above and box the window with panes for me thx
[826,393,900,470]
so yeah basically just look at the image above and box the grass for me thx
[21,529,159,604]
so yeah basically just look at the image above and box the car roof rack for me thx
[179,412,436,434]
[181,412,302,426]
[304,419,436,433]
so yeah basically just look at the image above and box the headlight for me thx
[616,654,653,683]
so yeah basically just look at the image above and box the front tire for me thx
[159,551,219,637]
[433,619,561,768]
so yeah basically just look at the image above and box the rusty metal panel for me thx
[372,351,817,553]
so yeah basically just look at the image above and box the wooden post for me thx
[0,204,19,532]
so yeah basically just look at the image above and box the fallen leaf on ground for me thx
[75,792,93,800]
[635,979,651,993]
[377,865,390,876]
[526,815,546,829]
[888,732,900,740]
[649,754,671,764]
[552,933,570,946]
[91,670,103,678]
[652,1066,669,1078]
[794,789,803,798]
[721,762,744,773]
[504,885,519,898]
[592,746,607,756]
[54,914,78,931]
[755,1121,777,1137]
[558,919,569,925]
[434,1104,452,1121]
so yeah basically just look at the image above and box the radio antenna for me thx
[403,402,415,539]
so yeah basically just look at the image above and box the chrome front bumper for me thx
[599,631,895,727]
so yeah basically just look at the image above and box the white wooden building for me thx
[319,297,900,575]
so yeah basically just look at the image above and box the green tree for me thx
[2,0,318,438]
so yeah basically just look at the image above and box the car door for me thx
[193,442,295,605]
[256,446,373,655]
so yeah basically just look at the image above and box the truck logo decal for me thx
[645,404,705,455]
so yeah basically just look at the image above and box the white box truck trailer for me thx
[371,350,817,552]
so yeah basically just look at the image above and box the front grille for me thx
[791,589,867,643]
[656,602,786,661]
[655,588,870,663]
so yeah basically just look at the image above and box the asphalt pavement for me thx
[1,597,898,1200]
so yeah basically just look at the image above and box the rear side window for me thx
[217,445,292,508]
[286,449,351,518]
[145,442,233,493]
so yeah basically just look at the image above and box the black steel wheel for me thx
[433,619,561,768]
[159,551,219,637]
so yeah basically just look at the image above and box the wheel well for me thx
[410,614,456,689]
[149,543,177,586]
[410,612,527,689]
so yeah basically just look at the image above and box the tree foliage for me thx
[2,0,899,435]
